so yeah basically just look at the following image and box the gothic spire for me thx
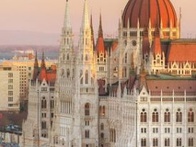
[98,13,103,38]
[90,14,95,50]
[32,51,39,81]
[41,51,46,69]
[81,0,90,29]
[63,0,71,29]
[39,52,47,81]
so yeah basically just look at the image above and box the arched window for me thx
[188,108,194,122]
[67,54,69,60]
[123,67,127,77]
[62,139,65,145]
[41,97,47,109]
[85,103,90,116]
[101,123,104,130]
[164,138,170,146]
[110,128,116,143]
[61,69,64,76]
[153,138,158,147]
[50,100,54,109]
[140,109,147,122]
[176,138,181,146]
[67,69,70,78]
[141,138,146,147]
[85,70,88,84]
[152,109,158,122]
[176,109,182,122]
[125,53,127,63]
[103,106,105,116]
[164,109,170,122]
[100,133,104,139]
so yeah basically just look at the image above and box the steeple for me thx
[63,0,71,29]
[41,52,46,69]
[90,14,95,51]
[39,52,47,81]
[98,14,103,38]
[81,0,90,29]
[96,13,105,54]
[32,51,39,81]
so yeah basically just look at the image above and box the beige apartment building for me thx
[0,64,20,111]
[0,59,56,101]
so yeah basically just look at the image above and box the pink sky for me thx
[0,0,195,44]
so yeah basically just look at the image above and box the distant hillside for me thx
[0,30,60,45]
[0,45,59,60]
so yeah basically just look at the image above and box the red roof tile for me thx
[167,41,196,62]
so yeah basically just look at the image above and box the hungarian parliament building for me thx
[21,0,196,146]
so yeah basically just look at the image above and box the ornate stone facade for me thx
[21,0,196,147]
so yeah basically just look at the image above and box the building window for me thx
[176,127,182,133]
[99,106,106,116]
[42,113,46,118]
[99,66,104,71]
[101,123,104,130]
[100,133,104,139]
[85,103,90,116]
[85,70,88,84]
[176,138,182,146]
[41,97,47,109]
[50,100,54,109]
[85,121,89,126]
[188,108,194,122]
[85,130,90,138]
[125,53,127,63]
[188,127,194,133]
[8,73,13,77]
[164,109,170,122]
[164,138,170,146]
[141,128,146,133]
[110,129,116,143]
[188,138,194,146]
[153,128,158,133]
[140,109,147,122]
[67,69,70,78]
[8,85,13,89]
[153,138,158,147]
[141,138,146,147]
[41,121,46,129]
[8,97,13,102]
[8,91,13,96]
[176,109,182,122]
[67,54,69,60]
[152,109,158,122]
[165,127,170,133]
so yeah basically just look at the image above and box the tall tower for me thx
[52,0,75,146]
[71,0,99,146]
[96,14,108,95]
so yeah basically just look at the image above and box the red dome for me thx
[122,0,177,28]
